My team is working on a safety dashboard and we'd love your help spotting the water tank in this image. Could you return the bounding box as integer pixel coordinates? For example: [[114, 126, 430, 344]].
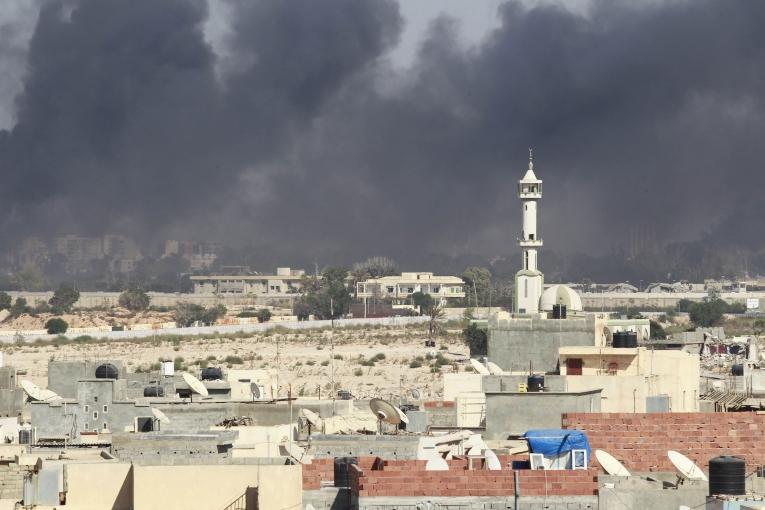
[[612, 332, 626, 348], [143, 386, 165, 397], [200, 367, 223, 381], [95, 363, 119, 379], [625, 332, 638, 347], [709, 456, 745, 496], [731, 364, 744, 376], [334, 457, 358, 488], [18, 429, 32, 445], [527, 375, 545, 392], [552, 304, 567, 319], [337, 390, 352, 400]]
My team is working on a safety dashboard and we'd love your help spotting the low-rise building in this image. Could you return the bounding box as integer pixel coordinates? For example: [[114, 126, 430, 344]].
[[355, 272, 465, 306], [190, 268, 306, 306]]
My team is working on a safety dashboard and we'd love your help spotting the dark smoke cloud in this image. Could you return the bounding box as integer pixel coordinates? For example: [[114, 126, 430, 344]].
[[1, 0, 765, 269]]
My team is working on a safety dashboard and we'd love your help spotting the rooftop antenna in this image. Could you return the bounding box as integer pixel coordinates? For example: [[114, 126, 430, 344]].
[[182, 372, 208, 402], [668, 450, 707, 483], [369, 398, 401, 435], [595, 449, 631, 476]]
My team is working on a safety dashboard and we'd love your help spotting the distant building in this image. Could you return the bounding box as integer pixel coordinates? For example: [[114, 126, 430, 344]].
[[51, 234, 142, 273], [355, 272, 465, 306], [163, 240, 222, 270], [190, 267, 306, 296]]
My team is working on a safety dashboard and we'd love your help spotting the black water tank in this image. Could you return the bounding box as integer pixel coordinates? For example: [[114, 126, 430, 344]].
[[709, 456, 745, 496], [612, 332, 626, 348], [95, 363, 119, 379], [337, 390, 352, 400], [334, 457, 358, 488], [144, 386, 165, 397], [527, 375, 545, 392], [625, 332, 638, 347], [552, 304, 567, 319], [731, 364, 744, 376], [200, 367, 223, 381]]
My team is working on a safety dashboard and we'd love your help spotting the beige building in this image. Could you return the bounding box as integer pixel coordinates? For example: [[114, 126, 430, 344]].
[[191, 268, 306, 296], [559, 346, 700, 412], [356, 272, 465, 305]]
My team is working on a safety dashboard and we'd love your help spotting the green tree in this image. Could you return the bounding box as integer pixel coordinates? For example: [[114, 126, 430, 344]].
[[49, 284, 80, 314], [9, 297, 32, 318], [256, 308, 272, 323], [754, 318, 765, 337], [45, 317, 68, 334], [299, 267, 351, 319], [463, 323, 487, 356], [689, 299, 727, 327], [676, 299, 694, 313], [0, 292, 11, 311], [649, 319, 667, 339], [426, 302, 445, 337], [461, 267, 492, 307], [411, 291, 434, 314], [201, 304, 227, 325], [118, 288, 151, 312], [352, 256, 398, 280]]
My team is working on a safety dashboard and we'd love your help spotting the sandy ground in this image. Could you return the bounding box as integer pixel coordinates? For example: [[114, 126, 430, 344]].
[[1, 308, 176, 330], [2, 324, 469, 400]]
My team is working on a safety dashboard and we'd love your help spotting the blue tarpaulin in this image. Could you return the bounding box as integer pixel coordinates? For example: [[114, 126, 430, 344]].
[[524, 429, 591, 457]]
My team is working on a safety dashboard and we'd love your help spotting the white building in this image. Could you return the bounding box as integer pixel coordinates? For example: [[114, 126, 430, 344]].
[[190, 267, 306, 296], [356, 272, 465, 306], [515, 151, 545, 314]]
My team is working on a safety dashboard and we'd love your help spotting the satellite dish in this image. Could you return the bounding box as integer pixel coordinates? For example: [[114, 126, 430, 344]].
[[595, 450, 631, 476], [301, 408, 321, 427], [410, 388, 421, 400], [484, 449, 502, 470], [469, 359, 490, 375], [370, 398, 401, 434], [283, 442, 310, 464], [182, 372, 209, 399], [151, 408, 170, 424], [20, 380, 44, 401], [486, 361, 504, 375], [668, 450, 707, 481], [425, 457, 449, 471], [251, 383, 261, 400], [394, 406, 410, 425]]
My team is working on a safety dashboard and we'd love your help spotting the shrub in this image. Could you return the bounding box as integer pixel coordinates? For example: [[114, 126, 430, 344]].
[[372, 352, 386, 362], [353, 368, 364, 376], [0, 291, 11, 311], [173, 357, 185, 370], [256, 308, 272, 323], [333, 354, 343, 360], [409, 359, 423, 369], [462, 323, 487, 356], [45, 318, 68, 335], [321, 360, 330, 366], [224, 355, 244, 365], [49, 284, 80, 314], [118, 288, 151, 312]]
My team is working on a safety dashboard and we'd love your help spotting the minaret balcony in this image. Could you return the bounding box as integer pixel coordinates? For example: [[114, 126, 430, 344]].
[[519, 239, 544, 247], [518, 191, 542, 199]]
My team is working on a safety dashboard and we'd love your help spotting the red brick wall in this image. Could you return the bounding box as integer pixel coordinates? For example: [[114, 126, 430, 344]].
[[302, 458, 335, 489], [563, 412, 765, 472], [349, 457, 598, 497]]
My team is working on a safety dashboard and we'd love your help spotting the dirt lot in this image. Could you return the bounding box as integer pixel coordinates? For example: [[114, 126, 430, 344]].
[[2, 323, 470, 400]]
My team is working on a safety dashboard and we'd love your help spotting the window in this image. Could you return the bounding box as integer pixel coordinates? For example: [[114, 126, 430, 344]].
[[94, 396, 98, 403], [607, 362, 618, 375], [103, 423, 108, 430], [103, 405, 108, 413], [386, 286, 394, 293], [84, 405, 89, 413], [524, 279, 528, 298], [93, 411, 98, 420], [566, 358, 583, 376]]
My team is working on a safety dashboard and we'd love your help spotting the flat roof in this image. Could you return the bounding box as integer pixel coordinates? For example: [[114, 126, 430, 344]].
[[559, 346, 639, 356], [190, 275, 304, 281]]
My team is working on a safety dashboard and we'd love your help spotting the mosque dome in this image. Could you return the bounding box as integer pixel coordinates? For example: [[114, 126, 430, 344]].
[[540, 285, 582, 312]]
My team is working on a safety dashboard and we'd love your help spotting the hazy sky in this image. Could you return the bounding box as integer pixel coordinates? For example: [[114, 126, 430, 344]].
[[1, 0, 763, 265]]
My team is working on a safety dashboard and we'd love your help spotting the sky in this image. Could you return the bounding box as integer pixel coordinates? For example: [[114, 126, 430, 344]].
[[1, 0, 764, 267]]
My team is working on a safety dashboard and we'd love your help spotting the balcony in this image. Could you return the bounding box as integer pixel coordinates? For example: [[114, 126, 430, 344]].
[[519, 239, 544, 247]]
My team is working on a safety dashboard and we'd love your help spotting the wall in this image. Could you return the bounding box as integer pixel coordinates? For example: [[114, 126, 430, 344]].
[[579, 291, 764, 309], [48, 361, 126, 399], [565, 375, 648, 413], [64, 463, 132, 510], [488, 315, 597, 373], [132, 464, 302, 510], [443, 373, 482, 401], [563, 412, 765, 472], [0, 460, 24, 500], [485, 390, 601, 439]]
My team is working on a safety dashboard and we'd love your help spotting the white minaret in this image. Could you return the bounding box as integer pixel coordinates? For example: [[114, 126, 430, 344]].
[[515, 149, 544, 314]]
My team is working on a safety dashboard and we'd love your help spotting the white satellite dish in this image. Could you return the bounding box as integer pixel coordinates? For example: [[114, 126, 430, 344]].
[[410, 388, 421, 400], [20, 380, 44, 401], [301, 408, 321, 427], [486, 361, 504, 375], [425, 457, 449, 471], [283, 442, 310, 464], [182, 372, 209, 399], [668, 451, 707, 481], [39, 389, 62, 402], [394, 406, 410, 425], [595, 449, 631, 476], [370, 398, 401, 434], [151, 408, 170, 425], [484, 449, 502, 470], [469, 359, 490, 375]]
